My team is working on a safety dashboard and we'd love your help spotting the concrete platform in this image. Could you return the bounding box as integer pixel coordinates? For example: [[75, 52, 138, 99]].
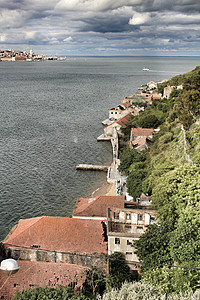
[[97, 134, 112, 141], [76, 164, 110, 171]]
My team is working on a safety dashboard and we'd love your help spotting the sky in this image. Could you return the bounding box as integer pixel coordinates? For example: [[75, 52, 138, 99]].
[[0, 0, 200, 56]]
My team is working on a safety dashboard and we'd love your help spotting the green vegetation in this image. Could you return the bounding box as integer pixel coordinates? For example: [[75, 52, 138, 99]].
[[119, 66, 200, 293], [13, 286, 90, 300], [106, 252, 138, 291], [97, 282, 200, 300]]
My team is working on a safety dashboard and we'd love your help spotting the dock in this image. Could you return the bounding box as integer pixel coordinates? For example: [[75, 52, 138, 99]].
[[97, 134, 112, 141], [76, 164, 109, 172]]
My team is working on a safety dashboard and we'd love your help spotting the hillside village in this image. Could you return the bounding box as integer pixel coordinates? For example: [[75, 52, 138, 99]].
[[0, 68, 200, 299]]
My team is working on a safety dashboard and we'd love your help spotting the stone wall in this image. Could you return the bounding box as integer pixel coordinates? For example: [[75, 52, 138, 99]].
[[1, 244, 107, 271]]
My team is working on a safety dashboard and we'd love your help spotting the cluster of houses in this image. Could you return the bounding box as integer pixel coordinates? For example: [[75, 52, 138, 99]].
[[0, 79, 177, 299], [0, 49, 66, 62], [0, 195, 156, 298]]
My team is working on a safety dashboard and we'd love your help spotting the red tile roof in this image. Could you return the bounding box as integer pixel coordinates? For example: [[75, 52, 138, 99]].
[[0, 260, 88, 300], [132, 136, 147, 147], [107, 113, 131, 128], [131, 127, 154, 137], [3, 217, 107, 254], [122, 102, 132, 108], [73, 196, 125, 218]]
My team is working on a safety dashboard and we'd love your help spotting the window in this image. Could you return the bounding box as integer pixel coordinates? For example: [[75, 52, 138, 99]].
[[111, 112, 113, 114], [114, 212, 119, 220], [138, 214, 143, 221], [115, 112, 118, 114], [137, 226, 143, 230], [127, 239, 132, 245], [115, 238, 120, 244], [126, 251, 132, 255], [126, 213, 131, 220], [14, 283, 20, 288], [125, 225, 131, 229], [31, 245, 40, 249]]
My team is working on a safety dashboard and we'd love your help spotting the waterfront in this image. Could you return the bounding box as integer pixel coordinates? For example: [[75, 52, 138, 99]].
[[0, 56, 199, 239]]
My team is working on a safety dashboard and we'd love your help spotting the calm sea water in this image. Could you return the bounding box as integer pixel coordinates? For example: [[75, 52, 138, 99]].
[[0, 56, 199, 239]]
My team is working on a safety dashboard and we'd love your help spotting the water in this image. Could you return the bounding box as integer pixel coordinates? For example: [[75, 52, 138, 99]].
[[0, 56, 199, 239]]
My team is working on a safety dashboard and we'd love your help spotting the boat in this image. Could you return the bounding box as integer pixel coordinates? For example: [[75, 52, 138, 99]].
[[142, 68, 150, 71]]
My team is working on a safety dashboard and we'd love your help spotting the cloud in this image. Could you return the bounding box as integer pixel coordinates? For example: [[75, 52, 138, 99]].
[[63, 36, 72, 42], [129, 12, 150, 25], [0, 9, 29, 28], [0, 0, 199, 55]]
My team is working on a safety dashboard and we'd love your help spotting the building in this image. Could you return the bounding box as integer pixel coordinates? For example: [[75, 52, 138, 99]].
[[130, 127, 155, 151], [73, 196, 125, 220], [163, 85, 175, 99], [0, 260, 88, 300], [1, 216, 108, 270], [109, 104, 131, 120], [104, 113, 132, 137], [107, 207, 156, 270]]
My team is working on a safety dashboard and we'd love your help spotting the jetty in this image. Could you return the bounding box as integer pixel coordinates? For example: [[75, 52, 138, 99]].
[[76, 164, 109, 172]]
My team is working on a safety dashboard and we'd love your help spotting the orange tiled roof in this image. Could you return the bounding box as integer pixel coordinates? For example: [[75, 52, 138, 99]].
[[132, 136, 147, 147], [107, 113, 131, 128], [3, 217, 107, 254], [73, 196, 125, 217], [131, 127, 154, 136], [0, 260, 88, 300]]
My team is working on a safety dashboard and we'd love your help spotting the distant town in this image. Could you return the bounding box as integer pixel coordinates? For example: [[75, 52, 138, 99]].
[[0, 49, 66, 61]]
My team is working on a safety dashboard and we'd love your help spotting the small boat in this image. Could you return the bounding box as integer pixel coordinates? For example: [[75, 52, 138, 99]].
[[142, 68, 150, 71]]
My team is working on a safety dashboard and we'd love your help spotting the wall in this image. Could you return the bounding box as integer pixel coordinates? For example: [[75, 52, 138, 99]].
[[1, 244, 107, 271], [108, 235, 140, 270]]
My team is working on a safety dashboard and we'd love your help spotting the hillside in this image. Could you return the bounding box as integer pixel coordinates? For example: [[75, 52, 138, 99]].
[[119, 66, 200, 293]]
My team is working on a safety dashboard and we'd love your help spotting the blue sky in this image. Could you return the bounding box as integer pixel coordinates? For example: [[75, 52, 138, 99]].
[[0, 0, 200, 56]]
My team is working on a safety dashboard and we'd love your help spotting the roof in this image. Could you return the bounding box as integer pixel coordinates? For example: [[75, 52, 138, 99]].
[[121, 102, 132, 108], [132, 136, 147, 148], [0, 260, 88, 300], [73, 196, 125, 218], [107, 113, 131, 128], [131, 127, 154, 137], [3, 217, 107, 254], [109, 104, 125, 111]]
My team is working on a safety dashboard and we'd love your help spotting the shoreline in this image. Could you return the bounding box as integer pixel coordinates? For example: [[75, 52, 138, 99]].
[[91, 181, 116, 197]]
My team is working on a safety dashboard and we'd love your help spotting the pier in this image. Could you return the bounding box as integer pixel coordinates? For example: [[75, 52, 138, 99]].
[[76, 164, 109, 171]]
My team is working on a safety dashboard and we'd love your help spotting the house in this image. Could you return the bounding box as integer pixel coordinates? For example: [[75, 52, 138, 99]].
[[73, 195, 125, 220], [163, 85, 175, 99], [107, 207, 156, 270], [147, 81, 158, 90], [109, 104, 131, 120], [130, 128, 155, 151], [0, 260, 88, 300], [1, 216, 108, 270], [122, 94, 149, 105], [131, 136, 152, 151], [104, 113, 131, 137]]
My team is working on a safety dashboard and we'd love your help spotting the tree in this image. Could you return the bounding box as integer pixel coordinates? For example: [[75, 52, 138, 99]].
[[126, 169, 147, 200], [118, 148, 145, 175], [142, 266, 200, 294], [106, 253, 137, 291], [151, 165, 200, 224], [84, 267, 106, 296], [134, 223, 173, 271], [135, 114, 160, 128], [13, 285, 90, 300], [169, 205, 200, 264]]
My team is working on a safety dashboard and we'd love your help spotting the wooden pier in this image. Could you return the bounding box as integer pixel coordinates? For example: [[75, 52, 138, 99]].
[[76, 164, 109, 172]]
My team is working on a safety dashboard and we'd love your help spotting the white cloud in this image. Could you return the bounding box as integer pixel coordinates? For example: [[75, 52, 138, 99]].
[[0, 9, 28, 28], [63, 36, 72, 42], [129, 12, 150, 25], [55, 0, 143, 12]]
